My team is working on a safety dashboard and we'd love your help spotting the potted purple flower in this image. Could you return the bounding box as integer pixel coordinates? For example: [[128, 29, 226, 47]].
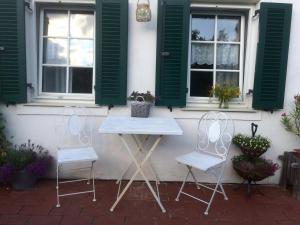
[[5, 140, 53, 190]]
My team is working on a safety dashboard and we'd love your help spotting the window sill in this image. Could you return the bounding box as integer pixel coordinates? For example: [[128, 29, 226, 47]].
[[18, 99, 108, 116], [181, 106, 257, 113]]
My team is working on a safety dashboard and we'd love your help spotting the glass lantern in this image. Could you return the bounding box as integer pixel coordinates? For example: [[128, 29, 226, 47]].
[[136, 0, 151, 22]]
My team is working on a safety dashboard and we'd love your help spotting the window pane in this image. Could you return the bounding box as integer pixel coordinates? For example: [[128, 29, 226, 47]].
[[217, 16, 240, 42], [216, 72, 239, 86], [191, 15, 215, 41], [191, 43, 214, 69], [70, 39, 94, 66], [69, 68, 93, 94], [43, 38, 68, 64], [190, 71, 213, 97], [43, 10, 68, 37], [70, 11, 94, 38], [42, 67, 66, 93], [216, 44, 239, 70]]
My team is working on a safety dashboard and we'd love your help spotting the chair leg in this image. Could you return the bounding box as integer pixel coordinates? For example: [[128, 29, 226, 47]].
[[175, 170, 190, 201], [56, 164, 61, 208], [87, 161, 93, 185], [219, 183, 228, 200], [91, 161, 96, 202], [188, 167, 200, 190], [204, 171, 224, 215]]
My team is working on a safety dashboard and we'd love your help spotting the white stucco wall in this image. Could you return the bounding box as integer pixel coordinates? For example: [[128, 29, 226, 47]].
[[1, 0, 300, 184]]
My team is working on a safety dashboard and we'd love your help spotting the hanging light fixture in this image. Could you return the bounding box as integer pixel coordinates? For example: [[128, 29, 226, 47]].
[[136, 0, 151, 22]]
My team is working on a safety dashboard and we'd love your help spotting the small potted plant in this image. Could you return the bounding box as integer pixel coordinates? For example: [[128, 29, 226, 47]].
[[209, 83, 240, 108], [6, 140, 53, 190], [232, 134, 271, 158], [128, 91, 156, 118]]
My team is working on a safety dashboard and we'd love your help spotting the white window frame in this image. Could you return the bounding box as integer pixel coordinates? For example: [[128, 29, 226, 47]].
[[38, 7, 96, 100], [186, 3, 258, 108]]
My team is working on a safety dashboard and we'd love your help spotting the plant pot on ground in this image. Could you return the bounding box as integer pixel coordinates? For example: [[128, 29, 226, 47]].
[[2, 140, 53, 190]]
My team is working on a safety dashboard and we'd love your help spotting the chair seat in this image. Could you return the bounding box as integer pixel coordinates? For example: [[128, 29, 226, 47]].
[[176, 151, 225, 171], [57, 147, 98, 164]]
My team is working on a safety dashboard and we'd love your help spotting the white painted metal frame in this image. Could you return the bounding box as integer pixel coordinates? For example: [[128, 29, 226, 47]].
[[38, 7, 96, 99], [175, 111, 234, 215], [99, 116, 183, 213], [56, 106, 97, 207], [111, 134, 165, 212]]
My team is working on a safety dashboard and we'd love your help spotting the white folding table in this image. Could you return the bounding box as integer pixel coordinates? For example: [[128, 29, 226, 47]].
[[98, 116, 183, 212]]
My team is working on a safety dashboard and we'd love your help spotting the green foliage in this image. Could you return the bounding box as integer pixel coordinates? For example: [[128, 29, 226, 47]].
[[128, 91, 156, 103], [281, 94, 300, 138], [0, 113, 12, 166], [209, 83, 240, 108], [233, 134, 271, 153]]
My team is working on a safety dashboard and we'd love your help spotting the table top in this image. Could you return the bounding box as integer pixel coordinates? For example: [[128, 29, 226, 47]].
[[99, 116, 183, 135]]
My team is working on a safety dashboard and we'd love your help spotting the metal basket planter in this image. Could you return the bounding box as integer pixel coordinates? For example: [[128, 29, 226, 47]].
[[240, 147, 267, 158], [131, 101, 151, 118]]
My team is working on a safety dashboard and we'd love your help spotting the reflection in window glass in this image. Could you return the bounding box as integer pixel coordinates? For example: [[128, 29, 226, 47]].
[[43, 10, 68, 37], [41, 9, 95, 95], [43, 38, 68, 64], [70, 39, 94, 66], [69, 68, 93, 94], [216, 44, 239, 70], [190, 71, 213, 97], [42, 67, 66, 93], [191, 43, 214, 69], [191, 15, 215, 41], [217, 16, 240, 42], [216, 72, 239, 86], [70, 11, 94, 38]]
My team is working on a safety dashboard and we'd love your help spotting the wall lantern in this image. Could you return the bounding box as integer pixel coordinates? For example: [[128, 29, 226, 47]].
[[136, 0, 151, 22]]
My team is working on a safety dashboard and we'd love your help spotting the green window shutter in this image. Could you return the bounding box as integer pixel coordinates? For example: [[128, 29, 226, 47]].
[[155, 0, 190, 107], [0, 0, 27, 104], [95, 0, 128, 106], [252, 3, 292, 110]]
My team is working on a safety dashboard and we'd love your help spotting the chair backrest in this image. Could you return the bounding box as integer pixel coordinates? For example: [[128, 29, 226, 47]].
[[196, 111, 234, 160], [57, 106, 92, 149]]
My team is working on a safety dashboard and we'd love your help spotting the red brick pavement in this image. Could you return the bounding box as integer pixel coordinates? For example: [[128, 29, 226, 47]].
[[0, 180, 299, 225]]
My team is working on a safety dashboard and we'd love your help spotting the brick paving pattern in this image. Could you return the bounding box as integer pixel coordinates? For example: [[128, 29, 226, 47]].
[[0, 180, 299, 225]]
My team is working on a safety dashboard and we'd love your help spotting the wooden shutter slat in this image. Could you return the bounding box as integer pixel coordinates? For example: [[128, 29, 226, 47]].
[[0, 0, 27, 104], [252, 3, 292, 110], [95, 0, 128, 106], [155, 0, 190, 107]]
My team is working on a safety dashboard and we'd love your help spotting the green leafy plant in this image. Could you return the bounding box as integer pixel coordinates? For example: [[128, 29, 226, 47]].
[[281, 94, 300, 138], [233, 134, 271, 158], [128, 91, 156, 103], [0, 113, 12, 166], [209, 84, 240, 108]]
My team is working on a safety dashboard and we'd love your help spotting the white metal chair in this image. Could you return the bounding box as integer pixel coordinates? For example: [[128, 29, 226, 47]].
[[175, 111, 234, 215], [56, 106, 98, 207]]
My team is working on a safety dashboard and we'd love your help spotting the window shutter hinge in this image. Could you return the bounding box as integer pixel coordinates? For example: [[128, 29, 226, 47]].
[[108, 104, 114, 110], [167, 106, 172, 112], [186, 87, 189, 93], [253, 9, 260, 18]]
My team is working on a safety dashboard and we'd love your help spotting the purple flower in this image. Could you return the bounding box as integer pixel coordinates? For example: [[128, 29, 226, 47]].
[[26, 156, 52, 178], [0, 163, 15, 184]]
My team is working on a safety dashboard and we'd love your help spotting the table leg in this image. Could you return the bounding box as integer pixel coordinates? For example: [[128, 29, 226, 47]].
[[132, 134, 161, 184], [110, 134, 166, 213]]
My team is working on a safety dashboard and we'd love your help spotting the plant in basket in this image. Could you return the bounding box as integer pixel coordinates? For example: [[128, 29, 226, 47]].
[[232, 134, 271, 158], [231, 123, 278, 196], [128, 91, 156, 118]]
